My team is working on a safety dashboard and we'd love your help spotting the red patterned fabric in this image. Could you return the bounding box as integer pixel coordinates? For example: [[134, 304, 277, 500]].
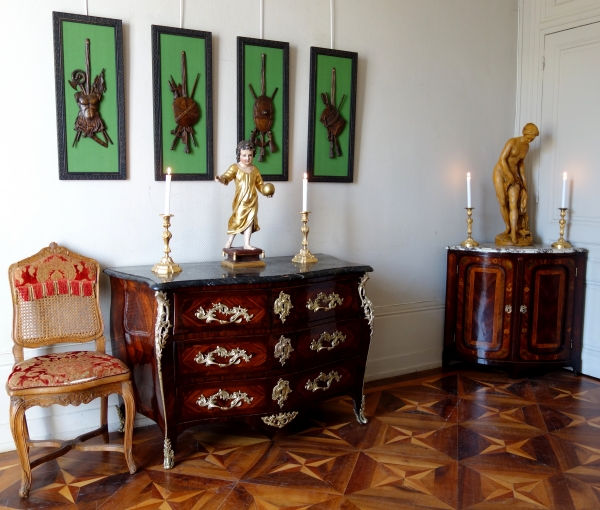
[[13, 254, 96, 302], [7, 351, 129, 391]]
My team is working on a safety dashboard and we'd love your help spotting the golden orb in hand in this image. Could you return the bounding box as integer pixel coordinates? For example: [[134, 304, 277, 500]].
[[262, 183, 275, 197]]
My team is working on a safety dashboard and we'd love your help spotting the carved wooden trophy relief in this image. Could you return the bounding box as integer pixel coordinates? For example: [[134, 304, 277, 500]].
[[169, 51, 201, 154], [249, 53, 278, 162], [320, 67, 346, 158], [69, 39, 112, 148]]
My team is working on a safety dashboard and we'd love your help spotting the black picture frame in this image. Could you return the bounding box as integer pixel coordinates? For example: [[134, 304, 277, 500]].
[[152, 25, 213, 181], [53, 11, 126, 180], [237, 37, 289, 181], [307, 47, 358, 183]]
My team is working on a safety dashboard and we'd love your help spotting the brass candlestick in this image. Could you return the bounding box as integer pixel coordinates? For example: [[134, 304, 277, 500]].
[[152, 214, 182, 275], [292, 211, 318, 264], [552, 208, 572, 249], [461, 208, 479, 248]]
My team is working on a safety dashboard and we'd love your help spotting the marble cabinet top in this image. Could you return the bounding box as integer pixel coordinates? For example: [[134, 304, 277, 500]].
[[446, 243, 587, 254]]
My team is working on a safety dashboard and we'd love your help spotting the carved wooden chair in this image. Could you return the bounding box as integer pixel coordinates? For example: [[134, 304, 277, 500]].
[[5, 243, 136, 498]]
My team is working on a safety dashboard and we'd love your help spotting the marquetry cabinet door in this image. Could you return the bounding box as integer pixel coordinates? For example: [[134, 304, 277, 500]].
[[517, 256, 576, 362], [454, 255, 515, 360]]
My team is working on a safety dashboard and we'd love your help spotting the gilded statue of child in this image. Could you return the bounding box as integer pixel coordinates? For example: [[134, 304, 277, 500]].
[[215, 140, 275, 250], [492, 123, 539, 246]]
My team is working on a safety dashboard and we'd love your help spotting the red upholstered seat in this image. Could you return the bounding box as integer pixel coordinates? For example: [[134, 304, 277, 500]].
[[7, 351, 130, 391]]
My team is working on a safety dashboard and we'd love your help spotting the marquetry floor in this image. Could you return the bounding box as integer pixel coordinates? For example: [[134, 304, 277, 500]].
[[2, 365, 600, 509]]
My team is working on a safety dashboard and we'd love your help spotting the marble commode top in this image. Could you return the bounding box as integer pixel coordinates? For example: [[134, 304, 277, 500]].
[[104, 254, 373, 291], [447, 243, 587, 254]]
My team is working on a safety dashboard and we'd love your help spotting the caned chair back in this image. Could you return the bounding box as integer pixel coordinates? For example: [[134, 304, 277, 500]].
[[9, 243, 104, 357]]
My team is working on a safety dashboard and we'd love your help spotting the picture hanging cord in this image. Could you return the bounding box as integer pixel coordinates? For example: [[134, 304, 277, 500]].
[[180, 0, 183, 29], [260, 0, 264, 39], [330, 0, 334, 49]]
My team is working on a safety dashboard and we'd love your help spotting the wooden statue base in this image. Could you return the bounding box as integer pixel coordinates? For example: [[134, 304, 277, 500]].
[[221, 247, 266, 268], [494, 231, 533, 246]]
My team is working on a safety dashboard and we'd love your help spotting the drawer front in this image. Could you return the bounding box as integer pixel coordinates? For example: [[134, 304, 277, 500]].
[[296, 319, 361, 367], [173, 289, 269, 334], [178, 380, 268, 422], [175, 337, 270, 380], [271, 277, 360, 328], [294, 360, 355, 402], [262, 359, 357, 412]]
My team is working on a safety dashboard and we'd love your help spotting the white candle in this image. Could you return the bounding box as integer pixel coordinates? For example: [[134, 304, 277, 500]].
[[561, 172, 567, 208], [303, 173, 308, 212], [164, 167, 172, 215], [467, 172, 472, 208]]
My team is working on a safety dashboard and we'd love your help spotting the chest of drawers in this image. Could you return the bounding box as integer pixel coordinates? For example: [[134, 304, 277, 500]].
[[105, 254, 373, 468]]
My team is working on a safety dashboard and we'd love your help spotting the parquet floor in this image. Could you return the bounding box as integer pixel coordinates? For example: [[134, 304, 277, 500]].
[[2, 365, 600, 509]]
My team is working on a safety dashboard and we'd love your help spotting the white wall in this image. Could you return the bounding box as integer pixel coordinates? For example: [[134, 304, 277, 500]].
[[0, 0, 518, 451], [517, 0, 600, 377]]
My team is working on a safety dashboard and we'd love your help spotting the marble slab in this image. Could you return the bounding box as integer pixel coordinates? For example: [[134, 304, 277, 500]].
[[446, 243, 588, 254], [104, 254, 373, 291]]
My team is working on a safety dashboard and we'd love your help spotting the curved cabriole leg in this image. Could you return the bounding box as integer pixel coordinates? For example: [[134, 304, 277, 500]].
[[9, 397, 32, 498], [353, 395, 367, 424], [122, 381, 137, 474]]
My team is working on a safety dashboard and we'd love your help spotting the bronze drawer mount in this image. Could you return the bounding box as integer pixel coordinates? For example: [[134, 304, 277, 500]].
[[310, 331, 346, 352], [194, 346, 252, 368], [305, 370, 342, 392], [195, 303, 254, 324], [307, 292, 343, 312], [196, 389, 253, 410]]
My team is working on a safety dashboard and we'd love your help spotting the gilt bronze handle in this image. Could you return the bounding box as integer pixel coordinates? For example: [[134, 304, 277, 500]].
[[196, 389, 253, 410], [309, 331, 346, 352], [194, 346, 252, 368], [307, 292, 343, 312], [305, 371, 342, 392]]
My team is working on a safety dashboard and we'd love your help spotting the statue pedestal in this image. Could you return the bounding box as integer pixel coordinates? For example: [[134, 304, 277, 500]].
[[494, 231, 533, 246], [221, 247, 266, 268]]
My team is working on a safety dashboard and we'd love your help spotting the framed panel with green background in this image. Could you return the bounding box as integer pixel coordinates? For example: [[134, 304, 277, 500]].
[[237, 37, 289, 181], [152, 25, 213, 181], [307, 47, 357, 183], [53, 12, 125, 180]]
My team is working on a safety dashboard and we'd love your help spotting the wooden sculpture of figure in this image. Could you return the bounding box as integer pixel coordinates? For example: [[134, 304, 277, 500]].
[[492, 122, 539, 246], [215, 140, 275, 250]]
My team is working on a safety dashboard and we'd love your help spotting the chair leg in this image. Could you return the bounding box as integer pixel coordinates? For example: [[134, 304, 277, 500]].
[[122, 381, 137, 474], [100, 396, 109, 443], [9, 397, 32, 498]]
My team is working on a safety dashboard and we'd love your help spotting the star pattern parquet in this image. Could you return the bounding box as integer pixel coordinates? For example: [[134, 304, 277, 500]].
[[2, 365, 600, 508]]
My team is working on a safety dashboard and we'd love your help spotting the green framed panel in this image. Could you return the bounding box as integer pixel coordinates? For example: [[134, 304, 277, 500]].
[[152, 25, 213, 181], [237, 37, 289, 181], [307, 47, 358, 183], [53, 12, 125, 180]]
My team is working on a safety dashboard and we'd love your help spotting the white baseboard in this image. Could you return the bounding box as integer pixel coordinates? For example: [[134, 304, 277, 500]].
[[365, 301, 445, 382], [365, 354, 442, 382], [582, 347, 600, 379]]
